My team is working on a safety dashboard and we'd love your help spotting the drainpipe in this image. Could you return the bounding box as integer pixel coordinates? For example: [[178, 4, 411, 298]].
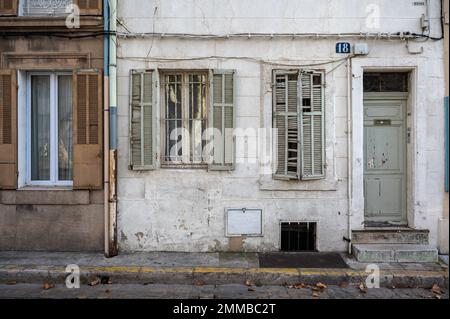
[[346, 57, 353, 255], [104, 0, 118, 257]]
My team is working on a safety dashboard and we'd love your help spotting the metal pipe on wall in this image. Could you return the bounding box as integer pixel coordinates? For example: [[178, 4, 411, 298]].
[[103, 0, 110, 257], [109, 0, 118, 257], [346, 57, 354, 255], [104, 0, 118, 257]]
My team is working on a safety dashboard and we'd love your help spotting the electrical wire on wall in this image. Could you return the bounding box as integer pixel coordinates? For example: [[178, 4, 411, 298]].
[[116, 54, 355, 70], [2, 1, 444, 42]]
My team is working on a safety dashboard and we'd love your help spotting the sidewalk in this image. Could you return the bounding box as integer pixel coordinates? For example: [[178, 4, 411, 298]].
[[0, 251, 448, 288]]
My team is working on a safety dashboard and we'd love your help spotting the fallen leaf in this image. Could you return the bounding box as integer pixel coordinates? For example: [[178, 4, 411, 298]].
[[287, 283, 306, 289], [311, 286, 321, 292], [339, 282, 349, 288], [89, 277, 101, 287], [245, 279, 253, 287], [195, 280, 206, 286], [43, 283, 54, 290], [101, 276, 112, 285], [358, 283, 368, 293], [77, 293, 88, 299], [431, 284, 443, 295], [316, 282, 327, 289], [312, 291, 320, 298]]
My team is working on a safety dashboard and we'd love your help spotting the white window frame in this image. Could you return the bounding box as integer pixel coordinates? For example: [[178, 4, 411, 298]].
[[26, 71, 73, 187]]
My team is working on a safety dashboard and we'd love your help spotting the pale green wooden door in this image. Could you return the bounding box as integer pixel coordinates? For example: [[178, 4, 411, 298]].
[[363, 98, 407, 225]]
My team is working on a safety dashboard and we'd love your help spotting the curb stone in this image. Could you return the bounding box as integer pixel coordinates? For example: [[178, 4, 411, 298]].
[[0, 265, 447, 289]]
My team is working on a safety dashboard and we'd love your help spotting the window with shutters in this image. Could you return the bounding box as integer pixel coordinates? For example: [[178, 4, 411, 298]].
[[26, 72, 73, 186], [161, 71, 208, 167], [17, 0, 101, 16], [19, 0, 72, 16], [273, 70, 325, 181], [129, 69, 235, 171]]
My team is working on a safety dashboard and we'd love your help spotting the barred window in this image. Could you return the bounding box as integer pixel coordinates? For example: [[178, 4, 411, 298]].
[[161, 72, 208, 166]]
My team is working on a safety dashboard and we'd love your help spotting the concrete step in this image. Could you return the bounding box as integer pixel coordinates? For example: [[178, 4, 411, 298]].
[[352, 244, 438, 263], [352, 229, 429, 245]]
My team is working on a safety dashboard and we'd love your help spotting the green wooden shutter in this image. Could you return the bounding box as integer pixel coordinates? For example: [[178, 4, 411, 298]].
[[273, 71, 301, 180], [209, 70, 235, 171], [129, 70, 155, 170], [300, 71, 325, 180]]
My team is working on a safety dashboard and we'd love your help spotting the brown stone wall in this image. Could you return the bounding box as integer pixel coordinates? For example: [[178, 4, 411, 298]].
[[0, 18, 104, 252]]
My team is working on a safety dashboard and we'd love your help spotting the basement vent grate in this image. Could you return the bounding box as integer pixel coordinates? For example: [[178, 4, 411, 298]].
[[280, 222, 317, 252]]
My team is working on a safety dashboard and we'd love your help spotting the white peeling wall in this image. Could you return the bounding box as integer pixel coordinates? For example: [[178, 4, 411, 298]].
[[116, 0, 446, 251], [118, 0, 442, 35]]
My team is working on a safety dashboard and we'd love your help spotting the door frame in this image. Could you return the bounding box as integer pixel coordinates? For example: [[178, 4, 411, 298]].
[[363, 92, 409, 226], [350, 63, 419, 231]]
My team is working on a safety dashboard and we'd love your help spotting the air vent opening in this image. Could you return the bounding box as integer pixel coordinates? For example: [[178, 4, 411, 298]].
[[280, 222, 317, 252]]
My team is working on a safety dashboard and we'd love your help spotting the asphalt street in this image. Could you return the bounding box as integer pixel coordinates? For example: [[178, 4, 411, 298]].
[[0, 283, 447, 299]]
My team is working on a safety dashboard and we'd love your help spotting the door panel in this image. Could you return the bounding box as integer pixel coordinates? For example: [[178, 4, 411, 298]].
[[365, 126, 402, 172], [364, 99, 406, 224]]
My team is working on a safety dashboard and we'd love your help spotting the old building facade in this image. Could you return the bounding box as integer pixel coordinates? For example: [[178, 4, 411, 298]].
[[0, 0, 447, 259], [0, 0, 106, 251], [115, 0, 448, 258]]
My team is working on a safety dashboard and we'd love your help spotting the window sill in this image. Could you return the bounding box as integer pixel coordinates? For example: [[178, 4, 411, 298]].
[[160, 164, 208, 170], [259, 177, 339, 191], [17, 185, 73, 191]]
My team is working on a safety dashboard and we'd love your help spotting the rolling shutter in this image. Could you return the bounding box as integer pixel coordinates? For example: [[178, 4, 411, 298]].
[[0, 0, 18, 16], [300, 71, 325, 180], [74, 0, 102, 15], [0, 70, 17, 189], [129, 70, 155, 170], [72, 69, 103, 189], [209, 70, 235, 171], [273, 71, 300, 180]]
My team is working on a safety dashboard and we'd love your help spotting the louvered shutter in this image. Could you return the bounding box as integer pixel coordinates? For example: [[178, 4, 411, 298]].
[[73, 69, 103, 189], [74, 0, 102, 15], [209, 70, 235, 171], [129, 70, 155, 170], [0, 0, 18, 15], [273, 71, 301, 180], [0, 70, 17, 189], [300, 71, 325, 180]]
